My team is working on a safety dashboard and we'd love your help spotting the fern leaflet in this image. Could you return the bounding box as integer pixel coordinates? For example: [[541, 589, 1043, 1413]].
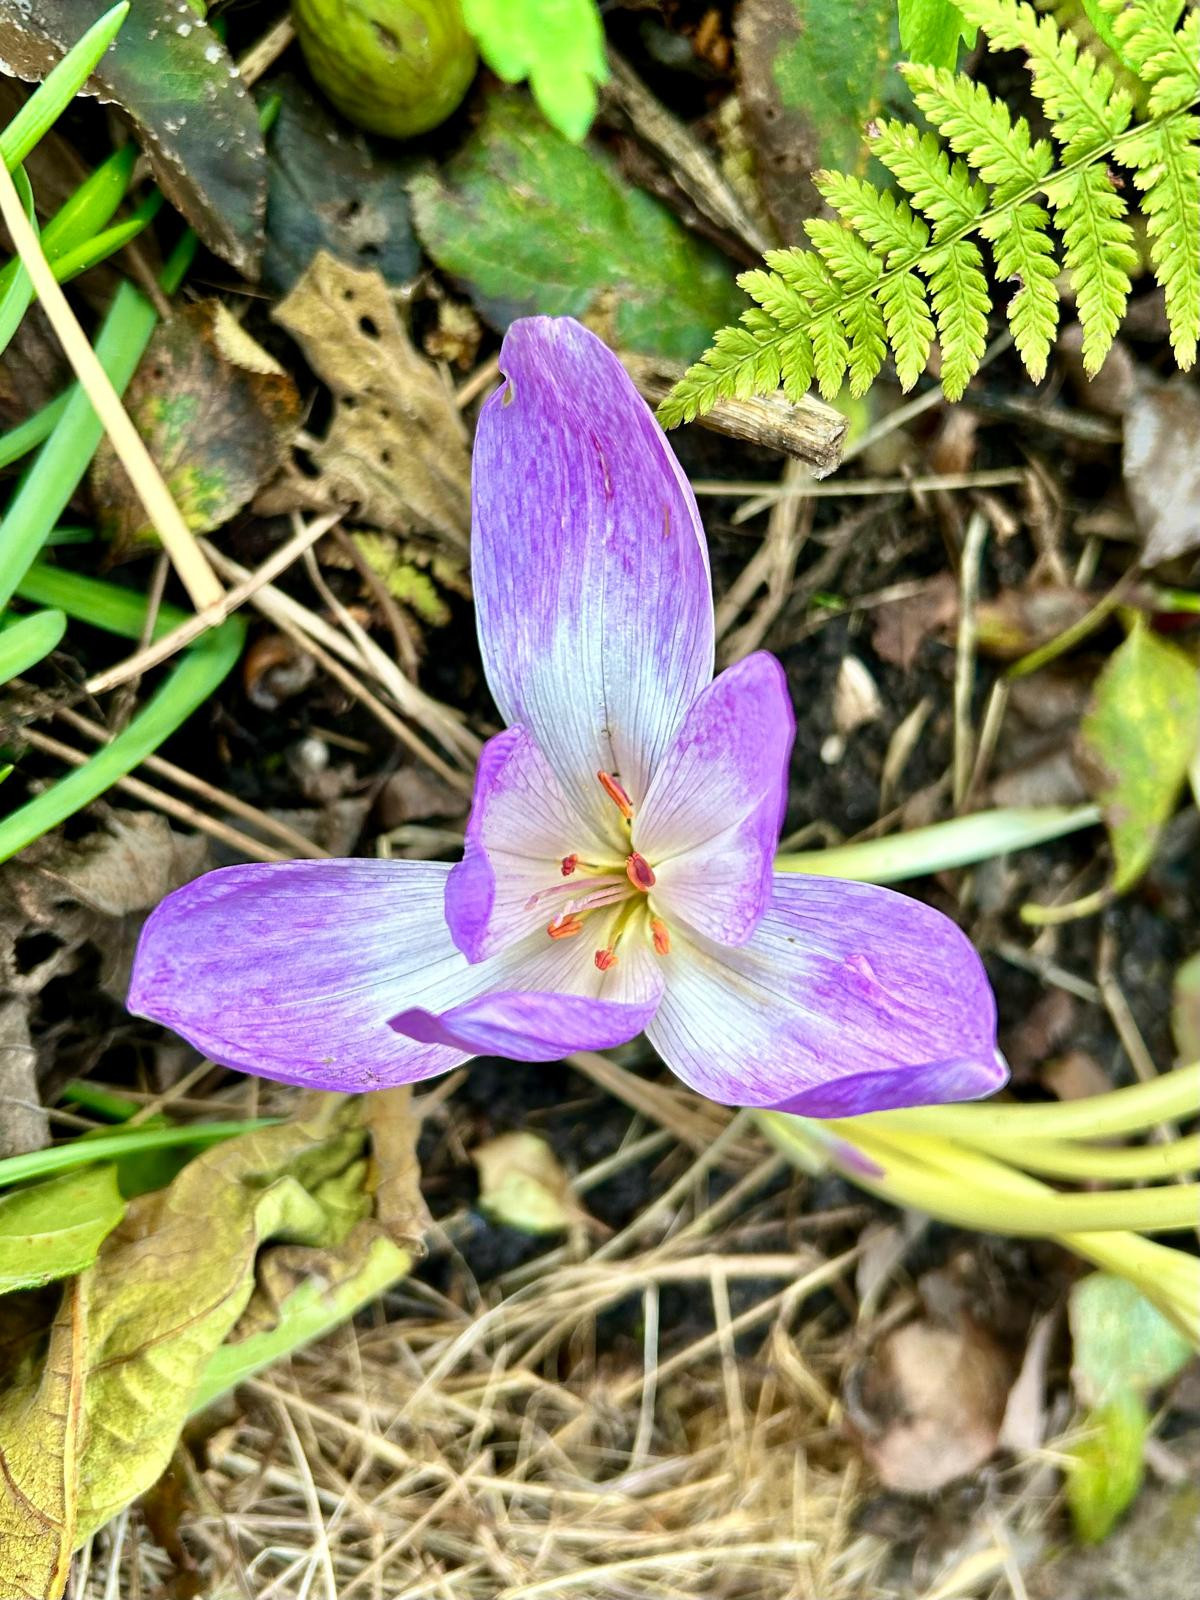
[[660, 0, 1200, 428]]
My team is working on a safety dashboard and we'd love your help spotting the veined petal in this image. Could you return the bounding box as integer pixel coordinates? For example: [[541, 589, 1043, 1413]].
[[445, 724, 616, 963], [130, 861, 664, 1090], [635, 652, 793, 945], [392, 900, 664, 1060], [472, 317, 715, 827], [128, 861, 473, 1090], [646, 873, 1005, 1115]]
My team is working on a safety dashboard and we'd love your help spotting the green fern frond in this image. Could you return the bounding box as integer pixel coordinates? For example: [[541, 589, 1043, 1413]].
[[1124, 113, 1200, 365], [659, 0, 1199, 430], [980, 201, 1060, 380], [877, 269, 936, 389], [1046, 162, 1138, 370], [840, 295, 889, 396], [902, 67, 1054, 200], [1102, 0, 1198, 114], [926, 240, 991, 398], [813, 173, 929, 261], [871, 123, 989, 235], [968, 0, 1134, 156]]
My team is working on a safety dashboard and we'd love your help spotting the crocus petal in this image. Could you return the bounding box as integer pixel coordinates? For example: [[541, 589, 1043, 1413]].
[[392, 991, 657, 1061], [646, 873, 1006, 1115], [131, 860, 665, 1088], [635, 652, 794, 945], [472, 317, 714, 826], [445, 724, 615, 962], [128, 861, 474, 1090], [392, 901, 664, 1060]]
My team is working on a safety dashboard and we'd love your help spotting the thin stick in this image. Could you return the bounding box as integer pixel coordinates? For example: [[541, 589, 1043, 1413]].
[[19, 727, 290, 862], [243, 598, 472, 793], [84, 511, 343, 695], [953, 510, 988, 810], [237, 11, 295, 85], [0, 154, 223, 611], [203, 542, 480, 767], [49, 700, 329, 859]]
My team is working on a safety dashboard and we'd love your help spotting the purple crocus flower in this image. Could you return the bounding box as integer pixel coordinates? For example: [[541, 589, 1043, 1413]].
[[129, 317, 1006, 1117]]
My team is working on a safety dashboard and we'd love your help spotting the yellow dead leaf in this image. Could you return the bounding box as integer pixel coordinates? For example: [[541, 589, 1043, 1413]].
[[0, 1277, 88, 1600]]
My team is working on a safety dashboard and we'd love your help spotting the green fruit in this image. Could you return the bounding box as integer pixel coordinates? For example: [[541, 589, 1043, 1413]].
[[292, 0, 478, 139]]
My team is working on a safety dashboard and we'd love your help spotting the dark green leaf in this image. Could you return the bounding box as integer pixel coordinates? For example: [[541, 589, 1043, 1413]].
[[260, 75, 421, 295], [409, 93, 745, 361], [736, 0, 907, 238], [0, 0, 266, 274]]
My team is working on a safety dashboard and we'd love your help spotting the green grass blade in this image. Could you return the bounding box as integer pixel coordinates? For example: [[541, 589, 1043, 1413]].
[[46, 199, 161, 285], [0, 145, 144, 322], [0, 279, 156, 609], [15, 562, 190, 640], [0, 1117, 275, 1189], [0, 3, 131, 170], [40, 142, 138, 256], [0, 607, 67, 676], [0, 188, 192, 477], [0, 393, 69, 469], [775, 804, 1101, 884], [0, 614, 245, 862], [0, 165, 39, 356]]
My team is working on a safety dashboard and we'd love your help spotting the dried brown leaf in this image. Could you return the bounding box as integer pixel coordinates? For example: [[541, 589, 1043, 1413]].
[[91, 302, 301, 556], [273, 253, 470, 549], [845, 1315, 1013, 1492], [1124, 380, 1200, 566], [870, 573, 958, 671], [6, 810, 207, 921]]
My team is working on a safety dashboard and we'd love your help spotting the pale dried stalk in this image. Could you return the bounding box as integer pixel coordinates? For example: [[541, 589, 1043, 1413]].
[[624, 351, 846, 478], [20, 727, 290, 862], [0, 155, 223, 611], [202, 541, 480, 771], [49, 700, 329, 859], [84, 511, 344, 695]]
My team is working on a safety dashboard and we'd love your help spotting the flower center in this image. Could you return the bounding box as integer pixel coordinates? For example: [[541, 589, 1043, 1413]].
[[525, 771, 672, 971]]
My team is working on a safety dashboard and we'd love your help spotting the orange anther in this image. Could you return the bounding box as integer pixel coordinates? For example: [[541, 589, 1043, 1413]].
[[650, 917, 671, 956], [547, 913, 584, 940], [560, 854, 578, 877], [597, 770, 633, 820], [594, 947, 618, 971], [625, 852, 656, 892]]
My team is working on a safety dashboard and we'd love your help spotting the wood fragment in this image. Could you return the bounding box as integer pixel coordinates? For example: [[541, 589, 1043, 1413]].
[[624, 352, 847, 478], [601, 50, 773, 262]]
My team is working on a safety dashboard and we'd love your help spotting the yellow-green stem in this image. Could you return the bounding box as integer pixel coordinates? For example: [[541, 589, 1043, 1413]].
[[875, 1062, 1200, 1142], [948, 1131, 1200, 1182], [760, 1112, 1200, 1344]]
